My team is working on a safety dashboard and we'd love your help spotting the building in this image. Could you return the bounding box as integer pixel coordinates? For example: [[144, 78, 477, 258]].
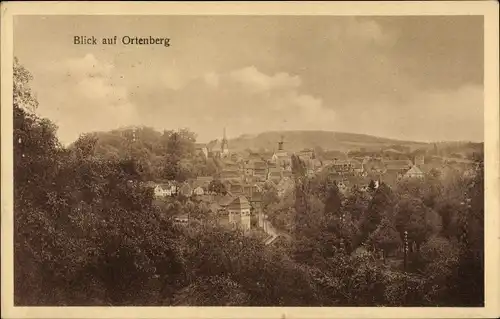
[[221, 127, 230, 157], [329, 159, 356, 174], [173, 214, 189, 225], [227, 196, 252, 231], [153, 182, 177, 197], [193, 186, 205, 196], [404, 165, 425, 179], [154, 184, 171, 197], [383, 159, 413, 173], [194, 143, 209, 158], [220, 169, 242, 182], [243, 159, 268, 181], [297, 148, 315, 161], [206, 128, 230, 158], [270, 136, 292, 171], [228, 182, 244, 196], [414, 155, 425, 166]]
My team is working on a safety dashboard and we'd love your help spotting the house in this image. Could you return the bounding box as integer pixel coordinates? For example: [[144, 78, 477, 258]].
[[220, 169, 242, 182], [154, 183, 176, 197], [242, 183, 261, 199], [383, 159, 413, 173], [196, 176, 214, 185], [194, 143, 209, 158], [227, 196, 252, 231], [337, 180, 348, 194], [414, 155, 425, 166], [271, 152, 292, 171], [404, 165, 425, 179], [218, 193, 236, 208], [154, 184, 170, 197], [228, 182, 244, 196], [253, 161, 268, 180], [350, 159, 364, 174], [193, 186, 205, 196], [330, 159, 356, 174], [297, 148, 315, 161], [243, 160, 268, 180], [192, 176, 213, 194], [249, 191, 262, 210], [173, 214, 189, 225], [221, 160, 240, 171]]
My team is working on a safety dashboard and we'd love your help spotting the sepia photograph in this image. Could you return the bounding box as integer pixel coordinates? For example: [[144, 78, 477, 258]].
[[1, 1, 499, 318]]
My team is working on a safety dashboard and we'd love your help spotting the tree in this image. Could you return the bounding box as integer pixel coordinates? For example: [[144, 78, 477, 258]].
[[343, 185, 370, 222], [360, 182, 393, 242], [208, 179, 227, 195], [163, 132, 184, 181], [451, 157, 484, 306], [324, 182, 342, 221], [261, 182, 279, 212], [368, 218, 401, 261], [395, 195, 440, 255]]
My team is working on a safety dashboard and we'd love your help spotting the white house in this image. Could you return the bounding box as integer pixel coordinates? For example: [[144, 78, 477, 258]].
[[404, 165, 425, 179], [227, 196, 252, 231], [193, 186, 205, 196], [154, 184, 172, 197]]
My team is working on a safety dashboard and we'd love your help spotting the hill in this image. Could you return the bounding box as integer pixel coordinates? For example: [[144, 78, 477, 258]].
[[220, 130, 431, 153]]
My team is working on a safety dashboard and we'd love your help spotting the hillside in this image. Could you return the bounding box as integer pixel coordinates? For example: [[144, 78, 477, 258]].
[[220, 130, 431, 153], [72, 127, 483, 160]]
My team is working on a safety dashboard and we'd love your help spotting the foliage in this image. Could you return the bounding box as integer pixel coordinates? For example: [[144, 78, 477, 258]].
[[368, 218, 401, 258], [208, 179, 227, 195]]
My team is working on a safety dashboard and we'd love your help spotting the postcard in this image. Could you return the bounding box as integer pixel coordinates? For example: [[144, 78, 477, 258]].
[[1, 1, 499, 318]]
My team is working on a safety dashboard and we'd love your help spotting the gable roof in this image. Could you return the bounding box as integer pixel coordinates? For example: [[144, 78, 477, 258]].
[[384, 159, 413, 171], [220, 170, 241, 178], [405, 165, 424, 176], [218, 194, 235, 207], [227, 196, 251, 210]]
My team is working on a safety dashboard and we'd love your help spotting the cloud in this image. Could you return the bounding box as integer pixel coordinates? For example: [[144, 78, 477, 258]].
[[35, 54, 139, 145], [128, 66, 336, 141], [228, 66, 301, 92], [334, 84, 483, 142]]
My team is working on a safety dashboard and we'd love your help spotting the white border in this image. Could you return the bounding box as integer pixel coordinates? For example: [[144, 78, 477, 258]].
[[1, 2, 499, 318]]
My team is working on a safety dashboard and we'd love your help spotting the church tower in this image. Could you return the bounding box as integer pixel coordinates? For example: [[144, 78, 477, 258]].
[[221, 127, 229, 155], [278, 135, 284, 151]]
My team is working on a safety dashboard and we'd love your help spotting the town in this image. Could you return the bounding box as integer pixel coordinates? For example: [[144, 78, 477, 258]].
[[149, 128, 479, 245]]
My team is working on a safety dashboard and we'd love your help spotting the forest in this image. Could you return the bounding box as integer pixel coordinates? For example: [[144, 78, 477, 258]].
[[14, 58, 484, 306]]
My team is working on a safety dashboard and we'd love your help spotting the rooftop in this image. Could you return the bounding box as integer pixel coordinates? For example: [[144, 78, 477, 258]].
[[227, 196, 251, 210]]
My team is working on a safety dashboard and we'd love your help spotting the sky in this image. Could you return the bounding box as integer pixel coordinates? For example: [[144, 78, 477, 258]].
[[14, 15, 484, 145]]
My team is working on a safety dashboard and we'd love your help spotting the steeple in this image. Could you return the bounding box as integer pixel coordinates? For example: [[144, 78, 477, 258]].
[[221, 127, 229, 154]]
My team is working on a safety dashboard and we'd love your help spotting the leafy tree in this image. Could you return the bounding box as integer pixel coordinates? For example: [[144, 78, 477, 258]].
[[208, 179, 227, 195], [324, 182, 342, 221], [360, 182, 393, 242], [368, 218, 401, 261], [395, 195, 439, 252], [261, 182, 279, 212], [343, 185, 370, 222]]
